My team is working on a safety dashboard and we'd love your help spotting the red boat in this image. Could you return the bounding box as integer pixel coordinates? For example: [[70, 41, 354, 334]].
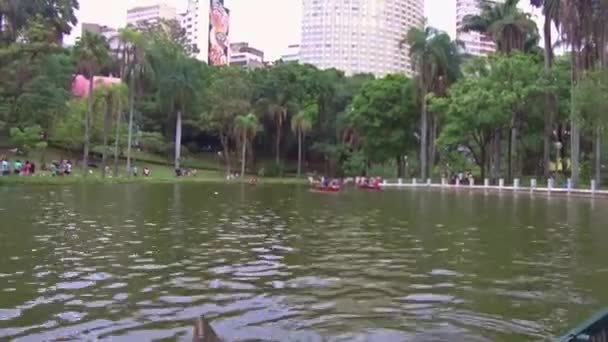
[[310, 185, 341, 193], [358, 184, 383, 191]]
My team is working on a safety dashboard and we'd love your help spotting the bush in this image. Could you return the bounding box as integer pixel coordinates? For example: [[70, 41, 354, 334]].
[[138, 131, 167, 155], [342, 151, 366, 176], [263, 162, 284, 177]]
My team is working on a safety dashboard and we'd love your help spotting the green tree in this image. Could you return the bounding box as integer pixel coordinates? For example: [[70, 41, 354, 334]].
[[433, 65, 511, 180], [118, 27, 147, 175], [93, 83, 128, 177], [147, 37, 204, 170], [347, 74, 418, 177], [51, 98, 85, 153], [555, 0, 608, 186], [202, 66, 251, 175], [291, 103, 317, 177], [487, 53, 544, 181], [234, 113, 261, 180], [73, 31, 111, 176], [461, 0, 539, 54], [0, 0, 78, 44], [574, 69, 608, 186], [9, 124, 45, 154], [530, 0, 561, 177], [403, 26, 461, 179], [256, 63, 303, 164]]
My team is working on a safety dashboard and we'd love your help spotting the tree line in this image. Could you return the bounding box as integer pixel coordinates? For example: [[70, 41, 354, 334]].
[[1, 0, 608, 186]]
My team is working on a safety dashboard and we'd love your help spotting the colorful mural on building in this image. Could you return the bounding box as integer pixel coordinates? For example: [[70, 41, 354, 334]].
[[208, 0, 230, 65]]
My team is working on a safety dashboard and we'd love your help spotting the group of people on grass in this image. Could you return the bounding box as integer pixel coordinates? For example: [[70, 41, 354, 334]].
[[49, 160, 73, 176], [1, 158, 37, 176], [447, 171, 474, 185], [175, 168, 196, 177]]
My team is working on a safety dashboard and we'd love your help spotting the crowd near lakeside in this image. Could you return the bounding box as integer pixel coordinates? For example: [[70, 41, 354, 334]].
[[1, 0, 608, 191]]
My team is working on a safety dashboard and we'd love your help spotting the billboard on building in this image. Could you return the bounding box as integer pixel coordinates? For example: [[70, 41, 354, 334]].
[[209, 0, 229, 65]]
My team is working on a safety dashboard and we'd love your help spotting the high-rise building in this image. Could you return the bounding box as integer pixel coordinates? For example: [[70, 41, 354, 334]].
[[180, 0, 211, 63], [456, 0, 502, 56], [280, 44, 300, 63], [126, 2, 178, 26], [229, 42, 264, 69], [300, 0, 424, 77], [179, 0, 230, 64]]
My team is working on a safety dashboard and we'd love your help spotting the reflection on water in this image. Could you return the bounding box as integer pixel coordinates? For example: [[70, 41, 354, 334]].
[[0, 184, 607, 341]]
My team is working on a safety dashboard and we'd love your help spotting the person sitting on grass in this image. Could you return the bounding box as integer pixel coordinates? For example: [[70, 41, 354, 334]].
[[143, 167, 151, 177], [14, 160, 22, 175], [64, 160, 72, 175], [1, 158, 9, 176]]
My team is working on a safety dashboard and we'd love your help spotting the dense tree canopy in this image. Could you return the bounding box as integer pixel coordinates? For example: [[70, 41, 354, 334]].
[[2, 1, 608, 186]]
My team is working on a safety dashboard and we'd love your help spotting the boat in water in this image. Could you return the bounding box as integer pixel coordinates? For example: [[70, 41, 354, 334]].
[[310, 185, 341, 193], [358, 184, 383, 191], [356, 177, 384, 191], [560, 309, 608, 341], [309, 176, 342, 193]]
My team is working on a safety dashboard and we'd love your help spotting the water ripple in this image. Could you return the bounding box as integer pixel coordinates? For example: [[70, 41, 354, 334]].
[[0, 184, 607, 341]]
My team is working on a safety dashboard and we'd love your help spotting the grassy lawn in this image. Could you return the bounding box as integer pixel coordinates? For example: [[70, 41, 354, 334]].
[[0, 147, 308, 186]]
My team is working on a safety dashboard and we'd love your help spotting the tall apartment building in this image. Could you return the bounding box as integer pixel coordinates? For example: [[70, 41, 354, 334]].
[[126, 2, 178, 26], [300, 0, 424, 77], [180, 0, 211, 63], [456, 0, 503, 56]]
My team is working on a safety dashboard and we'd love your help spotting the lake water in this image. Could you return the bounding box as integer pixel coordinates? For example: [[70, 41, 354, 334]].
[[0, 184, 607, 341]]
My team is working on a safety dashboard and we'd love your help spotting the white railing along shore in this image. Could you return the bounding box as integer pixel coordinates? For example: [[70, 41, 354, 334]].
[[379, 177, 608, 197]]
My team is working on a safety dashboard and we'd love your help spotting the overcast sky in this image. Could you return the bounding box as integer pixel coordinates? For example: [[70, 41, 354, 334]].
[[70, 0, 541, 60]]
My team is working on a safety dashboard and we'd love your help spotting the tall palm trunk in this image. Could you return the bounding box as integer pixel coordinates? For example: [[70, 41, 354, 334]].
[[428, 112, 437, 177], [509, 125, 519, 182], [542, 16, 555, 178], [570, 50, 580, 187], [83, 70, 94, 177], [275, 108, 285, 164], [126, 72, 135, 176], [101, 97, 111, 178], [420, 86, 428, 180], [492, 130, 502, 183], [240, 131, 247, 181], [594, 127, 602, 187], [113, 103, 122, 177], [220, 134, 231, 175], [174, 109, 182, 170], [297, 129, 302, 177]]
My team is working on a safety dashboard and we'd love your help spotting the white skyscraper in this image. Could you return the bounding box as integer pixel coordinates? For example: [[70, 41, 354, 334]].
[[300, 0, 424, 77], [456, 0, 502, 56], [180, 0, 211, 63]]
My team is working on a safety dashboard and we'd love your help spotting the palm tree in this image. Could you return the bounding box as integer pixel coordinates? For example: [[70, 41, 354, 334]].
[[403, 26, 461, 180], [73, 31, 110, 177], [256, 64, 301, 165], [94, 84, 128, 178], [94, 85, 122, 178], [234, 113, 260, 180], [291, 104, 317, 177], [118, 27, 147, 176], [462, 0, 539, 54], [462, 0, 539, 182], [559, 0, 596, 187], [148, 38, 202, 170], [530, 0, 561, 178]]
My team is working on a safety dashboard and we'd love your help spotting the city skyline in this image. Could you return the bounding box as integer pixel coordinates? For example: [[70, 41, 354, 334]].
[[69, 0, 466, 60]]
